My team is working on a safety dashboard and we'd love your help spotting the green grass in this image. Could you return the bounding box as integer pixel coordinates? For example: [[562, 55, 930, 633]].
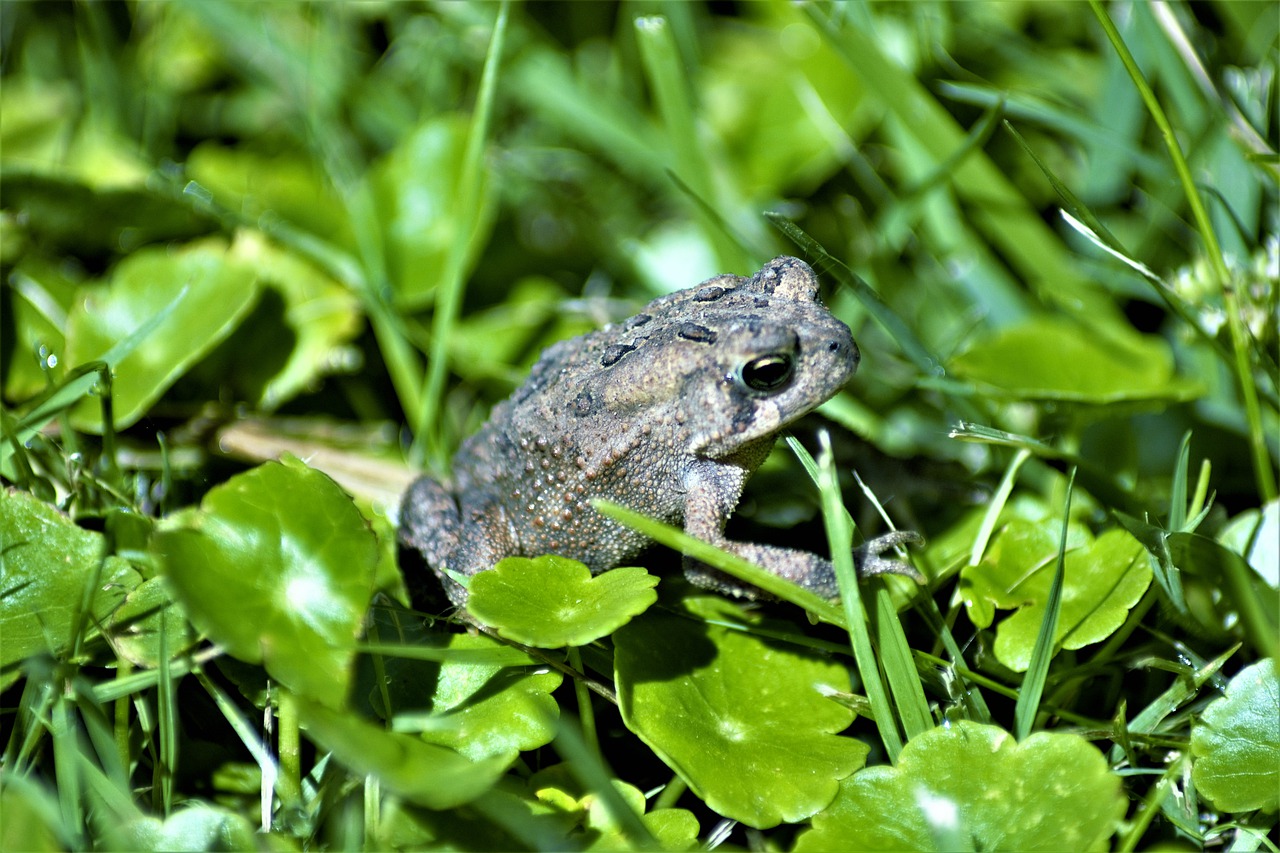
[[2, 2, 1277, 850]]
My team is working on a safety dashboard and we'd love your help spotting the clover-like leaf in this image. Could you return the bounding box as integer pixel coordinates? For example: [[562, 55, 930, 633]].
[[962, 522, 1151, 672], [155, 456, 377, 707], [63, 237, 260, 432], [467, 555, 658, 648], [1191, 659, 1280, 813], [297, 696, 509, 810], [358, 609, 561, 763], [949, 317, 1200, 403], [1, 490, 142, 679], [794, 721, 1125, 851], [614, 595, 866, 829]]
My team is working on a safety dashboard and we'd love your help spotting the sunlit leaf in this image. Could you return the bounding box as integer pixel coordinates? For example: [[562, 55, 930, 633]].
[[468, 555, 658, 648], [297, 696, 509, 810], [1191, 659, 1280, 814], [357, 610, 561, 763], [155, 456, 377, 707], [63, 238, 260, 431], [614, 594, 866, 829], [0, 490, 142, 678], [949, 317, 1201, 403], [794, 721, 1126, 851], [961, 522, 1151, 671]]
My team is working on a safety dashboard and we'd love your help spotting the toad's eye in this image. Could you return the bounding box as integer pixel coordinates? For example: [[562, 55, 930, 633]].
[[739, 353, 795, 394]]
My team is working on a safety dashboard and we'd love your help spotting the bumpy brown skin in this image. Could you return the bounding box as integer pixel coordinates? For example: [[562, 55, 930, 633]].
[[400, 257, 921, 606]]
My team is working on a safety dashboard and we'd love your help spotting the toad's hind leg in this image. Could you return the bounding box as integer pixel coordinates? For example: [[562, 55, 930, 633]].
[[399, 476, 460, 571], [400, 478, 519, 606]]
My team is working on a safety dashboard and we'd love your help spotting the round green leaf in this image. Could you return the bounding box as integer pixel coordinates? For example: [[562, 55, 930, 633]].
[[297, 696, 509, 810], [0, 489, 142, 675], [155, 456, 377, 707], [794, 721, 1126, 852], [949, 317, 1199, 403], [468, 555, 658, 648], [1191, 659, 1280, 813], [357, 612, 562, 763], [64, 238, 260, 432], [1003, 528, 1150, 670], [614, 595, 867, 829]]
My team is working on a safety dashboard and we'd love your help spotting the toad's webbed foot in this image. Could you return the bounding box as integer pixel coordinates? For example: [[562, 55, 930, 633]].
[[854, 530, 926, 583]]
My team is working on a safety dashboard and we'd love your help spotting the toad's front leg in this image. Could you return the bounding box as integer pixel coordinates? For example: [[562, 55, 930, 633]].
[[678, 462, 924, 599]]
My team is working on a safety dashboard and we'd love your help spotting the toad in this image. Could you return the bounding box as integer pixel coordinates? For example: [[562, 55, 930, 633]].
[[401, 256, 921, 606]]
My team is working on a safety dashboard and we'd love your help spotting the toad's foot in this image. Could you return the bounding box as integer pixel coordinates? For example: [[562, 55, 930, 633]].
[[854, 531, 926, 584]]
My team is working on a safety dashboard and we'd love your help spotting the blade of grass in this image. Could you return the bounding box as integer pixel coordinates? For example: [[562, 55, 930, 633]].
[[803, 3, 1116, 324], [1112, 512, 1188, 617], [1105, 640, 1233, 758], [9, 676, 53, 768], [1013, 466, 1076, 741], [592, 500, 847, 627], [1169, 432, 1193, 531], [798, 436, 932, 741], [71, 685, 128, 795], [1089, 0, 1275, 502], [417, 1, 509, 468], [555, 714, 658, 850], [913, 600, 993, 725], [192, 668, 282, 819], [1116, 753, 1188, 853], [50, 695, 86, 849], [815, 432, 904, 760], [971, 448, 1031, 567], [636, 15, 747, 271], [155, 609, 175, 816], [869, 586, 933, 738]]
